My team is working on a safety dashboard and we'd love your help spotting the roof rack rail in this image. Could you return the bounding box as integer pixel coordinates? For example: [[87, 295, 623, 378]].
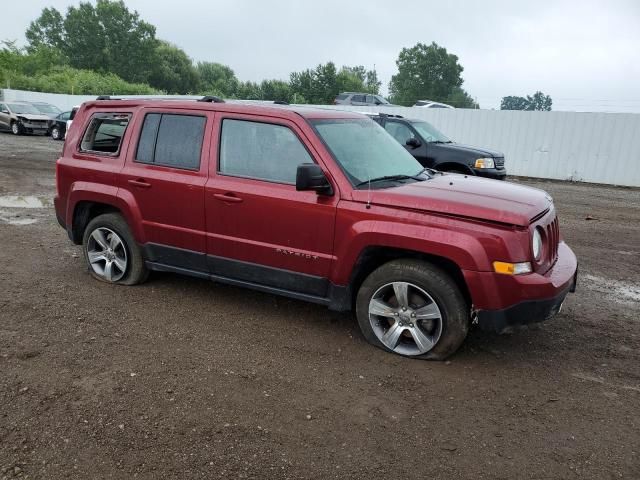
[[378, 113, 404, 118], [96, 95, 111, 100], [273, 100, 289, 105], [198, 95, 225, 103]]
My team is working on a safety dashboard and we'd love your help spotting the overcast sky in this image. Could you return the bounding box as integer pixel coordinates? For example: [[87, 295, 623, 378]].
[[6, 0, 640, 112]]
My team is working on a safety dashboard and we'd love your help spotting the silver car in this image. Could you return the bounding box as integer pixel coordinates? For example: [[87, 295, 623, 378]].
[[334, 92, 394, 106], [0, 102, 51, 135]]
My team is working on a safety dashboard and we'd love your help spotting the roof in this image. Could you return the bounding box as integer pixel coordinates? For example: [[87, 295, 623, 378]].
[[81, 98, 365, 120]]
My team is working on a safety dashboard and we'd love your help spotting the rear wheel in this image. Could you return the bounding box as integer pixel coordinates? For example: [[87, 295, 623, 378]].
[[82, 213, 148, 285], [356, 259, 469, 360], [51, 126, 62, 140]]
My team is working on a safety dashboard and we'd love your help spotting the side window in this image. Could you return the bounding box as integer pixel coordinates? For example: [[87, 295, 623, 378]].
[[365, 95, 377, 104], [384, 121, 414, 145], [219, 119, 312, 184], [135, 113, 206, 170], [80, 113, 131, 155], [351, 95, 365, 103]]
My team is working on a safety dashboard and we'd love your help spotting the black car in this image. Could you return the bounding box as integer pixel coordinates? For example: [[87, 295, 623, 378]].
[[370, 114, 506, 179], [48, 111, 72, 140]]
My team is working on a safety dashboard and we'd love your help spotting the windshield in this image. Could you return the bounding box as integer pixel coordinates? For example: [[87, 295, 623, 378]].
[[311, 118, 425, 187], [33, 103, 61, 114], [411, 121, 451, 143], [8, 103, 41, 115]]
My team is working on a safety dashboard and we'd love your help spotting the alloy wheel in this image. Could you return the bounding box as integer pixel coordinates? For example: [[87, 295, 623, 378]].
[[86, 227, 128, 282], [368, 281, 443, 356]]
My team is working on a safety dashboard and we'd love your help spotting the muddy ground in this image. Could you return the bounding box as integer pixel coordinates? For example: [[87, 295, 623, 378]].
[[0, 133, 638, 479]]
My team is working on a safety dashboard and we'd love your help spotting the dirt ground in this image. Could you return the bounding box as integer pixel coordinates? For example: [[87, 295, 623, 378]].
[[0, 133, 638, 480]]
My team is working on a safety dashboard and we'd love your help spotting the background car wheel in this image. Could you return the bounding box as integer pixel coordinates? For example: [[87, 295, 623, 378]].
[[82, 213, 148, 286], [356, 259, 469, 360], [51, 126, 62, 140], [11, 122, 22, 135]]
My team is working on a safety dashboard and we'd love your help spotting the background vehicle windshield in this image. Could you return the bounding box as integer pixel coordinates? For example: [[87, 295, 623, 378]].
[[33, 104, 61, 114], [412, 121, 451, 143], [312, 118, 423, 186], [8, 103, 41, 115]]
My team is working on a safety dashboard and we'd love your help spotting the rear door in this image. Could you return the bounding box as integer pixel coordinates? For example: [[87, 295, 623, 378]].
[[204, 113, 338, 297], [119, 108, 212, 272]]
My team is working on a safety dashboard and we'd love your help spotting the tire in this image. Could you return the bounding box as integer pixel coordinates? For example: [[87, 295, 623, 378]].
[[82, 213, 148, 286], [11, 121, 22, 135], [356, 259, 469, 360], [51, 126, 62, 141]]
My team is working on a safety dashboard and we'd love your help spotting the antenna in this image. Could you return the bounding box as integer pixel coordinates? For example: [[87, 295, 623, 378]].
[[366, 172, 372, 209]]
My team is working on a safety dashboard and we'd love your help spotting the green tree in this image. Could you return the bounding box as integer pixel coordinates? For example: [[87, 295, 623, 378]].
[[501, 91, 552, 111], [149, 41, 199, 94], [25, 7, 65, 51], [445, 87, 478, 109], [196, 61, 239, 97], [26, 0, 158, 84], [389, 42, 465, 106], [260, 79, 292, 102]]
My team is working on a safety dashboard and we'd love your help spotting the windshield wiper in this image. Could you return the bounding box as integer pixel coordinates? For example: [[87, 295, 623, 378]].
[[416, 167, 441, 177], [429, 140, 452, 144], [356, 174, 425, 188]]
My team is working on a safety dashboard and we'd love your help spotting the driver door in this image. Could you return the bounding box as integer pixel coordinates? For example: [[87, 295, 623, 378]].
[[205, 114, 338, 297], [384, 120, 431, 167]]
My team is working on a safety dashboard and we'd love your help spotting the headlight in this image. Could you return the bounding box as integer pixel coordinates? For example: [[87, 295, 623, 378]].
[[532, 228, 543, 260], [474, 158, 495, 169]]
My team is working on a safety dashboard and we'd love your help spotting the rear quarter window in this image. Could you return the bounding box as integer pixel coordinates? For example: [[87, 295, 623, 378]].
[[80, 113, 131, 156]]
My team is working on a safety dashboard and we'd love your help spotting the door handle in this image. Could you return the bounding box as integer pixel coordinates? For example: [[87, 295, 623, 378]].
[[128, 178, 151, 188], [213, 193, 243, 203]]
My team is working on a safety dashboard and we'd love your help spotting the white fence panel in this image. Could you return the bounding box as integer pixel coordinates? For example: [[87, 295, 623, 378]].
[[0, 88, 96, 112], [320, 105, 640, 187]]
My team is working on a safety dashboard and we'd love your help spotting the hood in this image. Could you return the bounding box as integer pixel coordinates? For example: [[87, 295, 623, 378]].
[[16, 113, 51, 121], [355, 174, 551, 226], [432, 142, 504, 158]]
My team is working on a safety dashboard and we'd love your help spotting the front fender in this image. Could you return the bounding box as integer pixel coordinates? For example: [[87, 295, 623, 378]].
[[331, 204, 526, 286]]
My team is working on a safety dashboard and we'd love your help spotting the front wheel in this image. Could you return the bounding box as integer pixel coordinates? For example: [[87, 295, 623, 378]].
[[356, 260, 469, 360], [11, 121, 22, 135], [82, 213, 148, 285]]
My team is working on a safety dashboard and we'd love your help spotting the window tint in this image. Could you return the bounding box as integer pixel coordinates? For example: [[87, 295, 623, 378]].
[[135, 113, 205, 170], [384, 121, 415, 145], [219, 119, 312, 184], [80, 113, 131, 155]]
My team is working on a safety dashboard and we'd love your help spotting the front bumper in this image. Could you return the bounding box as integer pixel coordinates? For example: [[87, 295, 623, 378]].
[[473, 167, 507, 180], [465, 242, 578, 333], [19, 120, 49, 132]]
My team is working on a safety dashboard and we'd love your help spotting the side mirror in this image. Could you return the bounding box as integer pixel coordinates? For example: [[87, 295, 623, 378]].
[[406, 137, 422, 148], [296, 163, 333, 195], [0, 109, 8, 114]]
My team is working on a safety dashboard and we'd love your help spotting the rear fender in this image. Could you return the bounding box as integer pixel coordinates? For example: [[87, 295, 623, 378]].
[[66, 182, 144, 243]]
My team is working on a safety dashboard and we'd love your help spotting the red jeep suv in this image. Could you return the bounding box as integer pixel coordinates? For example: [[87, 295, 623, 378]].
[[54, 97, 578, 359]]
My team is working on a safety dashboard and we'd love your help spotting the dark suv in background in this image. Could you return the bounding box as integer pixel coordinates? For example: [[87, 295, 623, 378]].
[[371, 114, 507, 179]]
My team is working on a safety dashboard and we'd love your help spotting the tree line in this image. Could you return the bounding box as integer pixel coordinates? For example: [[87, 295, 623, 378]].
[[0, 0, 551, 110]]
